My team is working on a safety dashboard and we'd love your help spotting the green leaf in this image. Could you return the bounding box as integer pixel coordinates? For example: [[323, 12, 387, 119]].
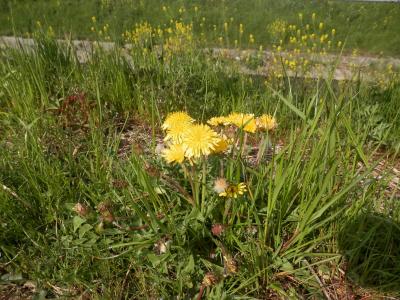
[[72, 238, 87, 246], [183, 255, 195, 274], [147, 253, 163, 267], [78, 223, 93, 238], [1, 273, 23, 282], [84, 237, 98, 247], [73, 216, 86, 233]]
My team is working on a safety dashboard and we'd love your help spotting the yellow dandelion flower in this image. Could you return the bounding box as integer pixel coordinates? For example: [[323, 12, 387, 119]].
[[213, 137, 229, 153], [256, 114, 277, 131], [162, 143, 185, 164], [226, 113, 257, 133], [219, 183, 247, 198], [213, 177, 228, 194], [207, 116, 228, 127], [162, 112, 194, 143], [182, 124, 219, 159], [162, 111, 194, 131], [164, 123, 193, 143]]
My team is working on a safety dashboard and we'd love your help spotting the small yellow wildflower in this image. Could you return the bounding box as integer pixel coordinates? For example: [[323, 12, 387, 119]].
[[162, 112, 194, 143], [226, 113, 257, 133], [162, 143, 185, 164], [219, 183, 247, 198], [207, 116, 227, 127], [213, 137, 229, 153], [182, 124, 219, 159], [164, 123, 193, 143], [249, 34, 255, 44], [256, 114, 277, 131], [162, 111, 194, 130]]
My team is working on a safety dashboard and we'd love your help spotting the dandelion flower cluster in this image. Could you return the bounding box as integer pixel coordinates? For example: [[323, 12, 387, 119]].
[[161, 111, 278, 165], [161, 112, 225, 164], [207, 112, 277, 133]]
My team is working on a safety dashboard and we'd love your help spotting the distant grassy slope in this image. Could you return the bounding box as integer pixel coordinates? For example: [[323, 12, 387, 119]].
[[1, 0, 400, 56]]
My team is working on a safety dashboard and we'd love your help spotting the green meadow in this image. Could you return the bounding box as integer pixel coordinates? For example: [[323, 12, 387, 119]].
[[1, 1, 400, 299]]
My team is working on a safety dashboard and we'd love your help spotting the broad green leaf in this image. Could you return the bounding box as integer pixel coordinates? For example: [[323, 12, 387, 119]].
[[73, 216, 85, 233], [78, 223, 93, 238]]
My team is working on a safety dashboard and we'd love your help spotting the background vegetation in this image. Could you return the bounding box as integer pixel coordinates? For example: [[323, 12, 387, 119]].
[[1, 0, 400, 55]]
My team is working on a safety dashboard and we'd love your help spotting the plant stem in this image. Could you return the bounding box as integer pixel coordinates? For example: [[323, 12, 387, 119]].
[[201, 157, 207, 212]]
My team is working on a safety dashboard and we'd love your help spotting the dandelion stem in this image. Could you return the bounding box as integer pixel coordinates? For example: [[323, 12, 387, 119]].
[[197, 285, 205, 300], [219, 159, 224, 177], [201, 157, 207, 212], [181, 164, 193, 191], [223, 198, 232, 223], [256, 133, 269, 165]]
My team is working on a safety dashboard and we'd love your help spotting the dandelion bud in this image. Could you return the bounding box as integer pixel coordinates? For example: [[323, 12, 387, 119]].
[[97, 201, 111, 213], [73, 203, 89, 217], [298, 13, 303, 21], [97, 201, 114, 223], [154, 238, 171, 254], [95, 221, 104, 234], [211, 223, 226, 236], [101, 210, 114, 223], [202, 272, 219, 287], [224, 255, 238, 275]]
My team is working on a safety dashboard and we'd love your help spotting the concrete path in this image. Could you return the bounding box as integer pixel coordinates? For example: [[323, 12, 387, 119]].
[[1, 36, 399, 81]]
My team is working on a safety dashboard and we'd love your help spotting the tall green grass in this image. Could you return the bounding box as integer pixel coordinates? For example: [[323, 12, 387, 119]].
[[0, 35, 400, 298]]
